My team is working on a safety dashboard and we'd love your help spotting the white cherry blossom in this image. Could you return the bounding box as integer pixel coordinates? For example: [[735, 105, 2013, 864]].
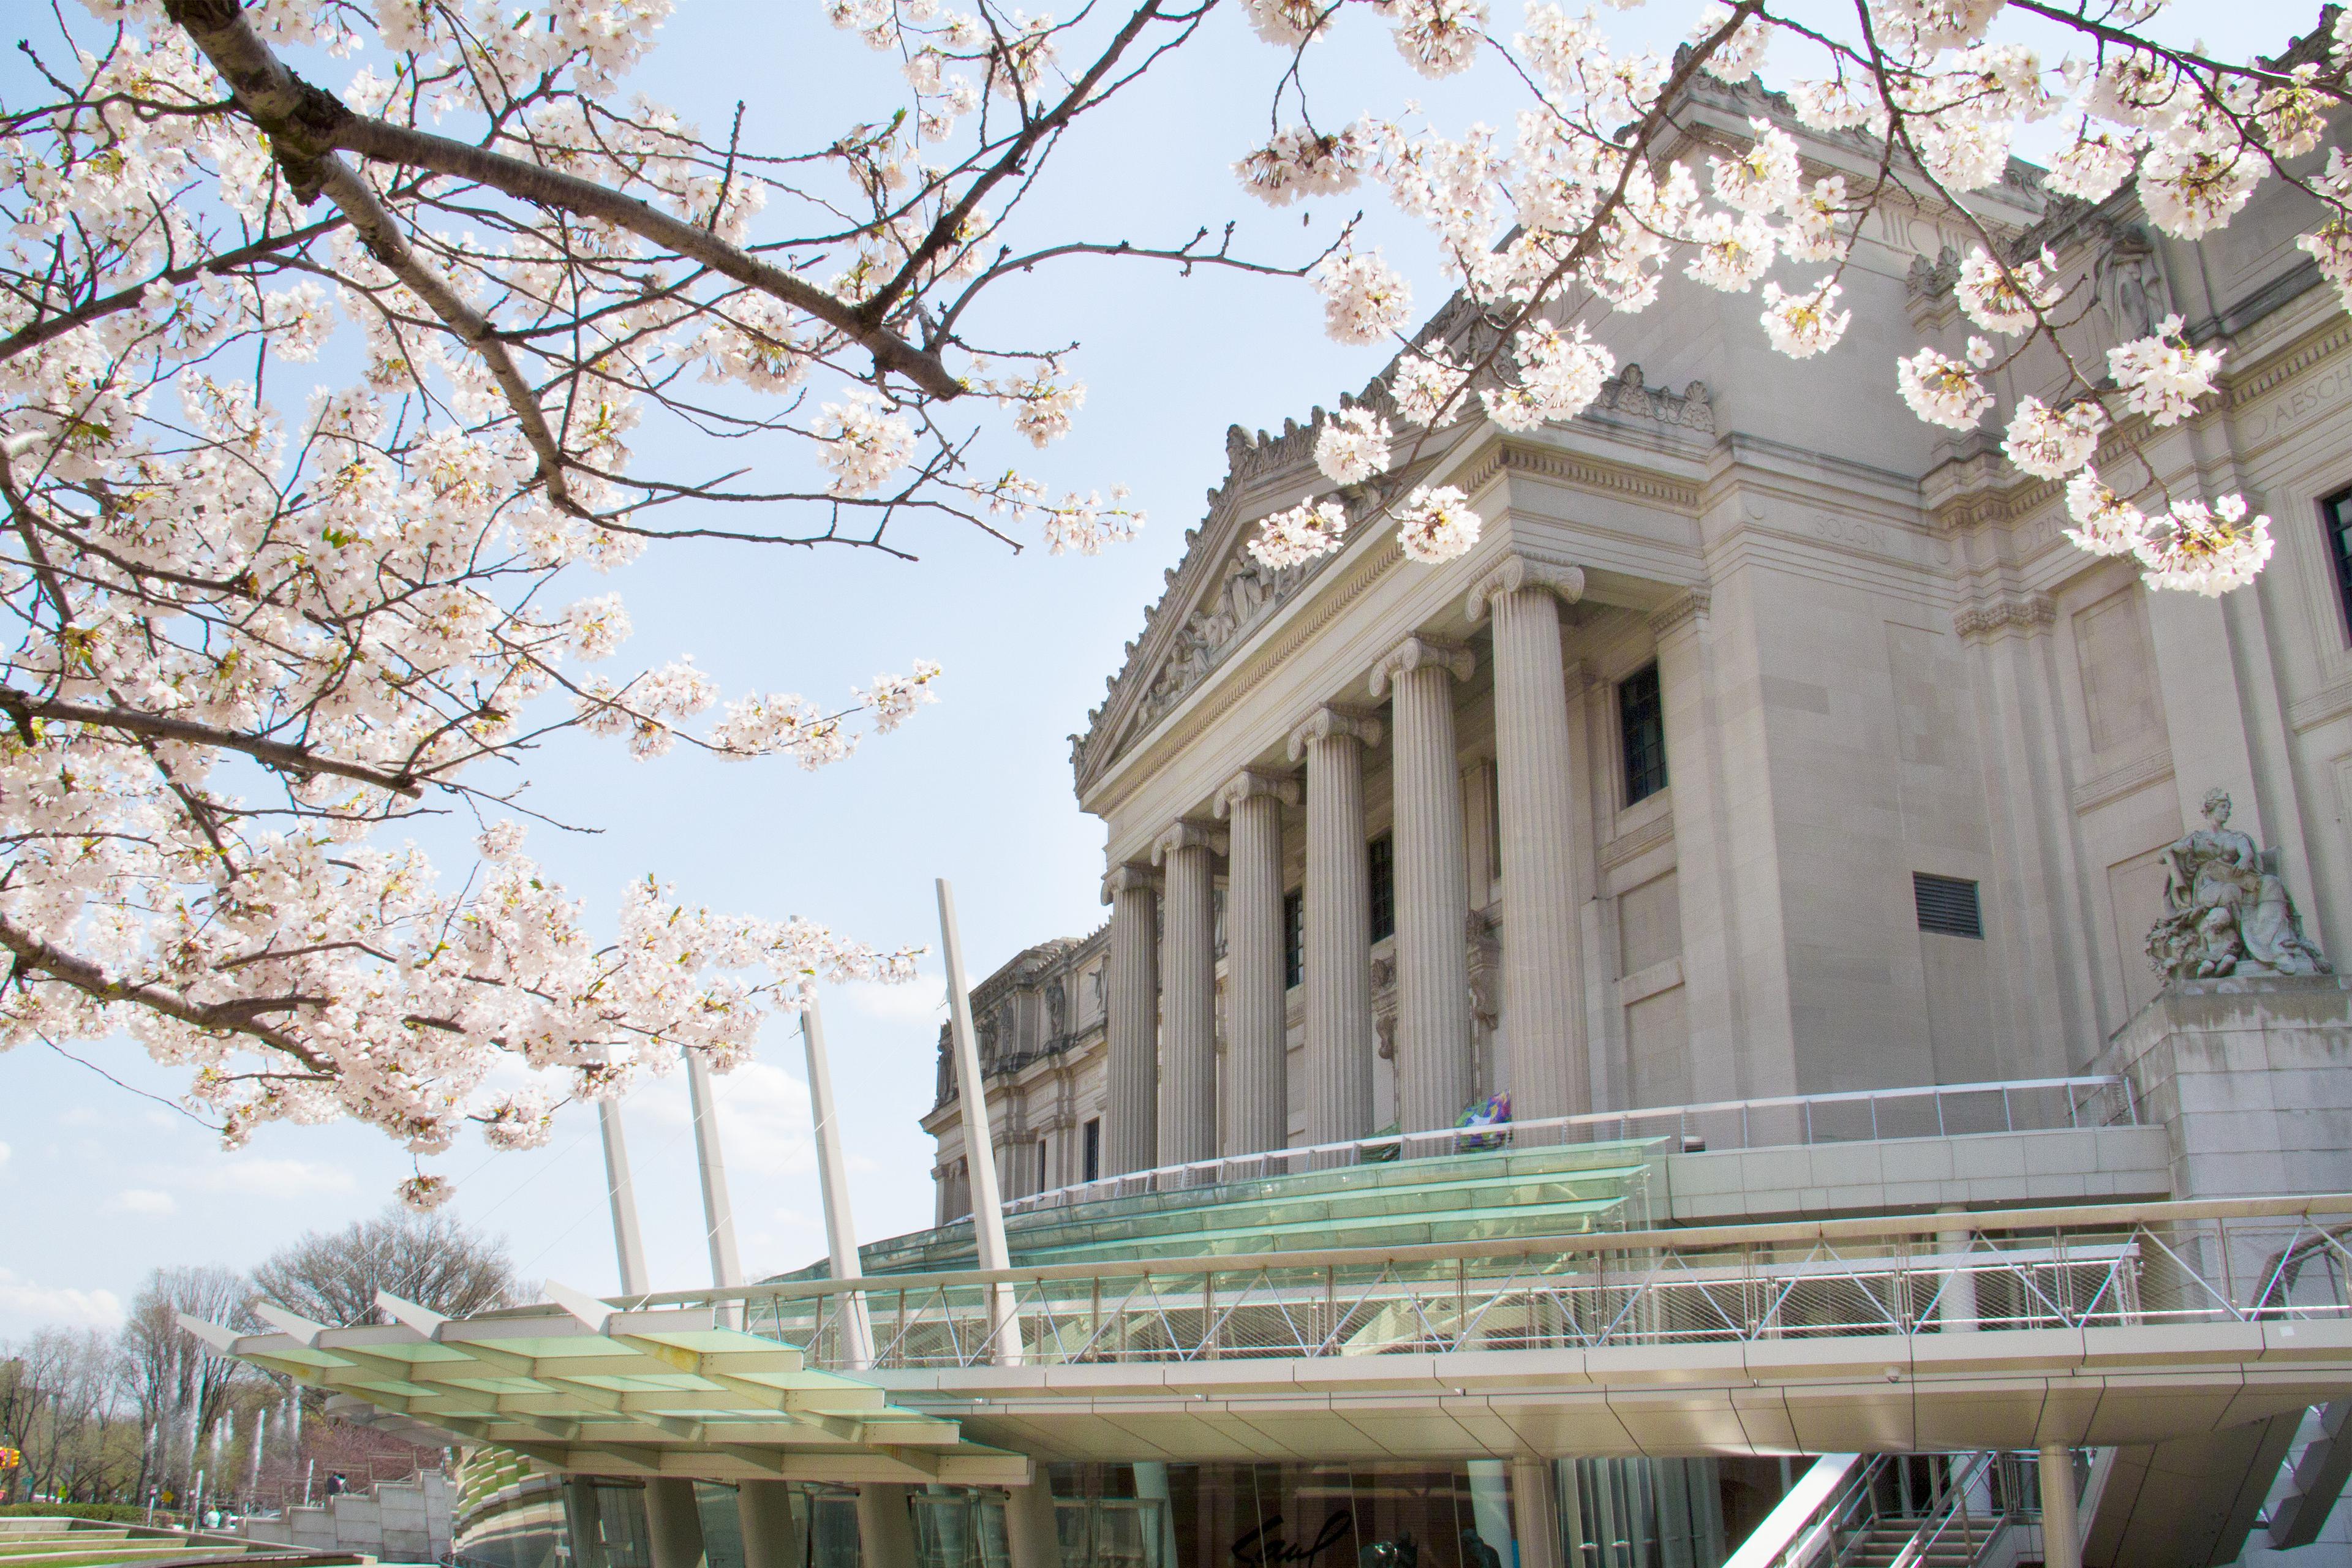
[[1759, 279, 1850, 358], [1315, 407, 1395, 484], [2108, 315, 2225, 426], [2001, 397, 2108, 480], [1894, 339, 1996, 429], [1248, 498, 1351, 568], [1393, 484, 1482, 562]]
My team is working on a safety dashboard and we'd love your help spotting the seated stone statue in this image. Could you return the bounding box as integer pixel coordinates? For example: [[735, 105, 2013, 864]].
[[2149, 789, 2332, 980]]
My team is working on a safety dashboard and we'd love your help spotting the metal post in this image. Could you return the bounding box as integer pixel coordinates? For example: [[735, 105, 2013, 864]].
[[802, 999, 878, 1369], [938, 877, 1020, 1366], [684, 1052, 745, 1314], [598, 1099, 652, 1297], [2038, 1446, 2081, 1568], [644, 1478, 709, 1568]]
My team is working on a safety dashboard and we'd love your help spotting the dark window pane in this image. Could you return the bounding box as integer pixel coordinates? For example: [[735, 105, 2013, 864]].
[[1283, 888, 1305, 989], [1082, 1118, 1100, 1183], [2327, 491, 2352, 644], [1368, 834, 1396, 943], [1619, 663, 1668, 804], [1913, 872, 1983, 939]]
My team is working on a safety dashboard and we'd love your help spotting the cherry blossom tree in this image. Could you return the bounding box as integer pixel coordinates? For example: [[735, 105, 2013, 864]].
[[1237, 0, 2351, 593], [2, 0, 2345, 1200]]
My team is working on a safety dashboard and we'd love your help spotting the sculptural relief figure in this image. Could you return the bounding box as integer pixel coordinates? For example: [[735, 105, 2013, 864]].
[[2149, 790, 2332, 980]]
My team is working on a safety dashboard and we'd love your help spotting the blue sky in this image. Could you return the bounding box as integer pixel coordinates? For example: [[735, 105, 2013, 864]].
[[0, 0, 2331, 1333]]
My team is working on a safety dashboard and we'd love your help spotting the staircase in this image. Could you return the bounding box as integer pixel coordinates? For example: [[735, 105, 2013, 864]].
[[787, 1138, 1664, 1277], [1836, 1518, 1994, 1567], [1724, 1451, 2037, 1568]]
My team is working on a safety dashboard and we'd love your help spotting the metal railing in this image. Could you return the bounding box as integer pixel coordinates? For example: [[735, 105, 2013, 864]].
[[676, 1194, 2352, 1374], [1000, 1076, 2137, 1216]]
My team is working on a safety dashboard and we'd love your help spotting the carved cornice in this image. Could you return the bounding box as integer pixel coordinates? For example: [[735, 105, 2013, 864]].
[[2289, 671, 2352, 734], [1953, 592, 2056, 643], [1369, 635, 1476, 698], [1600, 808, 1676, 874], [1457, 437, 1706, 513], [1152, 820, 1226, 864], [2069, 750, 2174, 815], [1213, 768, 1301, 817], [1099, 860, 1158, 905], [1648, 589, 1712, 643], [1464, 555, 1587, 625], [1286, 704, 1384, 761]]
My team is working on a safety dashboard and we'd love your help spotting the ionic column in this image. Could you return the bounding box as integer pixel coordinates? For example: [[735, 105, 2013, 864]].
[[1371, 635, 1477, 1135], [1289, 706, 1383, 1149], [1468, 558, 1590, 1123], [1215, 769, 1297, 1158], [1154, 821, 1221, 1166], [1101, 861, 1159, 1175]]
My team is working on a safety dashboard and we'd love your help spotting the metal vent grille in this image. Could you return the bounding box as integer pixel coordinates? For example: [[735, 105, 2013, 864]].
[[1914, 873, 1983, 939]]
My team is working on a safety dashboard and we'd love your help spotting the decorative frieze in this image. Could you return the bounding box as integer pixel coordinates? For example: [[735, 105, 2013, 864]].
[[1648, 589, 1712, 642], [1953, 593, 2056, 643]]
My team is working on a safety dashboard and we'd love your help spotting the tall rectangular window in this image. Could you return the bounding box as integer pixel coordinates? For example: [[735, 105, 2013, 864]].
[[1913, 872, 1983, 939], [1038, 1140, 1049, 1192], [1619, 663, 1668, 805], [1368, 834, 1396, 942], [1082, 1118, 1101, 1183], [1283, 888, 1305, 989], [2326, 489, 2352, 643]]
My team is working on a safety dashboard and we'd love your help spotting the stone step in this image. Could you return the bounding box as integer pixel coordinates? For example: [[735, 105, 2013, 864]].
[[844, 1142, 1662, 1275]]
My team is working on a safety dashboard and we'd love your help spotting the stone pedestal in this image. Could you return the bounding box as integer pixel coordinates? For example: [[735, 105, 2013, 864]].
[[2098, 975, 2352, 1200]]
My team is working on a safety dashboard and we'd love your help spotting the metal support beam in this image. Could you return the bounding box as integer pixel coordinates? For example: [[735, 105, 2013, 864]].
[[2041, 1446, 2080, 1568], [1509, 1457, 1561, 1568], [857, 1482, 918, 1568], [1003, 1479, 1061, 1568], [686, 1052, 745, 1300], [600, 1099, 651, 1297], [645, 1477, 710, 1568], [737, 1479, 804, 1568], [938, 878, 1019, 1366], [804, 1000, 876, 1369]]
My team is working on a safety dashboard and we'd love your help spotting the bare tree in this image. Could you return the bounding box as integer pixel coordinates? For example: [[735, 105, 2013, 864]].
[[1, 1330, 141, 1505], [116, 1267, 257, 1496], [252, 1206, 522, 1328]]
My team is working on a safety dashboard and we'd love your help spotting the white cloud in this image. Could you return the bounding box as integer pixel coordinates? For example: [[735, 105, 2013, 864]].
[[187, 1155, 358, 1196], [838, 977, 949, 1026], [106, 1188, 177, 1216], [714, 1062, 818, 1178], [0, 1268, 123, 1332]]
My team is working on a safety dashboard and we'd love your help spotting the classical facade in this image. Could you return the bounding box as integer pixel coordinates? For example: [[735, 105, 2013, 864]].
[[385, 44, 2352, 1568], [922, 930, 1109, 1221], [932, 66, 2352, 1205]]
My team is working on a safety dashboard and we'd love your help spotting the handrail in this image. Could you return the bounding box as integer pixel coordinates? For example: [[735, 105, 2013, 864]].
[[625, 1189, 2352, 1308], [1000, 1075, 2137, 1216], [1723, 1454, 1868, 1568]]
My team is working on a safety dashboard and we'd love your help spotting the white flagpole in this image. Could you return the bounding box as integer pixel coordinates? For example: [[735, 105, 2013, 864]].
[[801, 999, 876, 1368], [935, 878, 1020, 1366]]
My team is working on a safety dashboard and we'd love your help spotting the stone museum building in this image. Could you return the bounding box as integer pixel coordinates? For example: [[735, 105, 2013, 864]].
[[228, 50, 2352, 1568]]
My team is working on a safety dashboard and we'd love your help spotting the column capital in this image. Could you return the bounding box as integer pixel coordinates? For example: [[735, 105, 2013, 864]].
[[1286, 704, 1383, 761], [1099, 860, 1157, 905], [1213, 767, 1300, 818], [1648, 587, 1712, 643], [1464, 556, 1586, 625], [1151, 820, 1226, 864], [1369, 635, 1475, 699]]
